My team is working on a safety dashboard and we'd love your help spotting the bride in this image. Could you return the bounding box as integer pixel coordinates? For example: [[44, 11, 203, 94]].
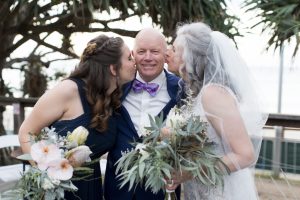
[[166, 22, 268, 199]]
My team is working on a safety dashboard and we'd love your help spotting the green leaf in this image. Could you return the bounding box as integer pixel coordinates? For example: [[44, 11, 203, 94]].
[[17, 153, 32, 160], [139, 162, 146, 178]]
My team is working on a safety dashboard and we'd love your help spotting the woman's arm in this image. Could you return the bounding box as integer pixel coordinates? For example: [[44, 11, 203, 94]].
[[18, 80, 79, 155], [202, 85, 255, 172]]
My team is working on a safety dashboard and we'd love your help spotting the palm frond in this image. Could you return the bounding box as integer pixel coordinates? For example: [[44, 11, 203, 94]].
[[245, 0, 300, 56]]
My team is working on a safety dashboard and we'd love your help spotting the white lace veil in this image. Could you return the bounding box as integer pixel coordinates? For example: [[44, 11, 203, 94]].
[[175, 22, 268, 170]]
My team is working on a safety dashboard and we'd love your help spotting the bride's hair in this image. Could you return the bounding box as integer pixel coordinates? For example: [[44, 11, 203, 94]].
[[175, 22, 212, 95], [176, 22, 235, 97]]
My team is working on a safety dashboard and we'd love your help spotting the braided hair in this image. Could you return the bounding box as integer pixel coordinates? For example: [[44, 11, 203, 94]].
[[69, 35, 124, 132]]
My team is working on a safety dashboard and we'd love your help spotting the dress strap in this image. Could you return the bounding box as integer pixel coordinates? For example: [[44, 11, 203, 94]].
[[68, 78, 91, 114]]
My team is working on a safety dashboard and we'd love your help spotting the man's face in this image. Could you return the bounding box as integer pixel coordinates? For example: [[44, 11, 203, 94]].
[[133, 33, 166, 82]]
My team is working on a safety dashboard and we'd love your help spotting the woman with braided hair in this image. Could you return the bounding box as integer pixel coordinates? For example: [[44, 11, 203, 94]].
[[18, 34, 136, 200]]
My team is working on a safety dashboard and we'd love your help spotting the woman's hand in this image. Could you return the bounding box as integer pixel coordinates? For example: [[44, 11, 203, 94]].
[[165, 170, 193, 191]]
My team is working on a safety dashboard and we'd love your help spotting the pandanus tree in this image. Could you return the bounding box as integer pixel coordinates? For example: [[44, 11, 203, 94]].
[[0, 0, 239, 136], [245, 0, 300, 56]]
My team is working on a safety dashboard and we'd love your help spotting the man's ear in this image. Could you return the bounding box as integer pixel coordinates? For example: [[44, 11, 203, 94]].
[[110, 64, 117, 76]]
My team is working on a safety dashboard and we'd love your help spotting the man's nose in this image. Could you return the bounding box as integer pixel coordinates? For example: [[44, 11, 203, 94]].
[[144, 51, 152, 60]]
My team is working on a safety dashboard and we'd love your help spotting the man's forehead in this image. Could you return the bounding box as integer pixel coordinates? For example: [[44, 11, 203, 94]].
[[135, 38, 166, 50], [136, 43, 162, 49]]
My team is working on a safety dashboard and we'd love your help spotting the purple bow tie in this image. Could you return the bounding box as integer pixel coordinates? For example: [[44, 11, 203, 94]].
[[132, 79, 159, 97]]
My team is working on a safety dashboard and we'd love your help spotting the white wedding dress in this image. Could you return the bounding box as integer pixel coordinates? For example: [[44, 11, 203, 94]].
[[183, 89, 259, 200], [172, 26, 268, 200]]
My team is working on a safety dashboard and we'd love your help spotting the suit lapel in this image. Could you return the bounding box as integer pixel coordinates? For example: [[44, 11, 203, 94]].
[[157, 70, 181, 120], [119, 106, 139, 138], [165, 69, 180, 100]]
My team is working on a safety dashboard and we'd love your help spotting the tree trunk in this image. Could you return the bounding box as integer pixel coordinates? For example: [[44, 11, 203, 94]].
[[0, 59, 7, 136], [0, 32, 17, 166]]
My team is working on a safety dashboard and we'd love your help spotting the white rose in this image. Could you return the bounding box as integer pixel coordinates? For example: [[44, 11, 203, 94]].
[[67, 126, 89, 146], [166, 111, 185, 128], [66, 145, 92, 167], [135, 143, 149, 157]]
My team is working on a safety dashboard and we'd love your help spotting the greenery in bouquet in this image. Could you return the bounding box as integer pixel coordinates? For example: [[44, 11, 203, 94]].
[[2, 126, 94, 200], [115, 92, 230, 194]]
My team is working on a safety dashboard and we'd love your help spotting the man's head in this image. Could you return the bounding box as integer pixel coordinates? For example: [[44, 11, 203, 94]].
[[133, 28, 167, 82]]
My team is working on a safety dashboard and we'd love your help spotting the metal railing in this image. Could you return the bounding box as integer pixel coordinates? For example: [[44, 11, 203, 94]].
[[263, 114, 300, 176]]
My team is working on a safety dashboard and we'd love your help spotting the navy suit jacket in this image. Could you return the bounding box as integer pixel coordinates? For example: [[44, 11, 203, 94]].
[[104, 70, 182, 200]]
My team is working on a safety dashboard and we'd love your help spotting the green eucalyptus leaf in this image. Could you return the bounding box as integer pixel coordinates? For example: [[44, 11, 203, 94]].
[[17, 153, 32, 160], [139, 162, 146, 178]]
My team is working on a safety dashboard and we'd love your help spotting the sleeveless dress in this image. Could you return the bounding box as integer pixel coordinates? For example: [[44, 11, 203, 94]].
[[51, 78, 117, 200], [183, 86, 258, 200]]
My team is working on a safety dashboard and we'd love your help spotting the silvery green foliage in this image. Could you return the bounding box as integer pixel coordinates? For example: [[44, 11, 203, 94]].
[[1, 126, 93, 200], [116, 94, 230, 194]]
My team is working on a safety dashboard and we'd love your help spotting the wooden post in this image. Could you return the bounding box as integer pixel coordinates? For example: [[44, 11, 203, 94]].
[[13, 103, 25, 135]]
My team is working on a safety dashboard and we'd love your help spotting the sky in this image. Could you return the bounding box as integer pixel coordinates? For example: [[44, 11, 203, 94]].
[[3, 0, 300, 118]]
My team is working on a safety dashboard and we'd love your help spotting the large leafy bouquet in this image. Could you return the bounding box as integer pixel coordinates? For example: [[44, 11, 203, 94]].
[[3, 126, 93, 200], [116, 93, 230, 194]]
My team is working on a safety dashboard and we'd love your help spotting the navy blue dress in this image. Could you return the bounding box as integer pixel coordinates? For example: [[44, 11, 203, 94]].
[[51, 78, 117, 200]]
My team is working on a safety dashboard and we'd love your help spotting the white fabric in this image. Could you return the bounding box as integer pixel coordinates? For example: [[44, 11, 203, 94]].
[[184, 168, 257, 200], [123, 71, 170, 136], [183, 93, 259, 200]]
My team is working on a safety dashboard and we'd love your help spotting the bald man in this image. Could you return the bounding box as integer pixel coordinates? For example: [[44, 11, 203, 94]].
[[104, 28, 181, 200]]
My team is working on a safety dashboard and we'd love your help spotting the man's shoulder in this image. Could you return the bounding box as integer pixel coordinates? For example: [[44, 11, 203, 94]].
[[165, 70, 180, 84]]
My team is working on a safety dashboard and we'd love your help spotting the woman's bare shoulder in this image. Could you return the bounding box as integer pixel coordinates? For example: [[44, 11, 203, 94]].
[[200, 84, 237, 115], [45, 79, 79, 100]]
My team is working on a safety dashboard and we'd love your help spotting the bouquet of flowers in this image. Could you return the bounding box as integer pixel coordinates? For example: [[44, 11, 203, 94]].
[[115, 93, 230, 198], [2, 126, 93, 200]]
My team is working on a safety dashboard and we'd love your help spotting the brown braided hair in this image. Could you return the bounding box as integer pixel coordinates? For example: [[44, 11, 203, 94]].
[[69, 35, 124, 132]]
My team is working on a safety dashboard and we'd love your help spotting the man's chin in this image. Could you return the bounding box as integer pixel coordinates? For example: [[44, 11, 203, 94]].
[[139, 69, 155, 75], [138, 72, 158, 82]]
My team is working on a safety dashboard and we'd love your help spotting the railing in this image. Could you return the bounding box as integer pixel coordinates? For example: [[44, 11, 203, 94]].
[[0, 96, 37, 135], [267, 113, 300, 128], [0, 96, 299, 176], [260, 114, 300, 177]]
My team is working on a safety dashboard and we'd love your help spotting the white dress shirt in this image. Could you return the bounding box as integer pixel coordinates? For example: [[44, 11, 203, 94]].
[[123, 71, 171, 136]]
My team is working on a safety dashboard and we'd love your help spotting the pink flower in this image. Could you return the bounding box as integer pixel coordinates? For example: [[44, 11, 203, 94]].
[[47, 158, 74, 180], [31, 140, 61, 170]]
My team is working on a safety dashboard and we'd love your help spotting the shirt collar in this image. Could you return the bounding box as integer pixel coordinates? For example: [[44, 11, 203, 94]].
[[136, 71, 165, 86]]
